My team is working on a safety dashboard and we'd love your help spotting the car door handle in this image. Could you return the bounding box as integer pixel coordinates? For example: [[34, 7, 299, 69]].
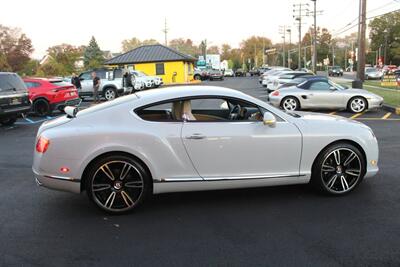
[[186, 134, 206, 140]]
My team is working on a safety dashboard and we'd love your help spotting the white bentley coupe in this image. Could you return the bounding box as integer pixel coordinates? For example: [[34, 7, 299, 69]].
[[33, 86, 379, 213]]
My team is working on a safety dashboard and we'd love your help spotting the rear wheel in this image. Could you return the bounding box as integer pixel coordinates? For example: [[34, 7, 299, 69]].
[[103, 87, 116, 101], [33, 99, 51, 116], [194, 74, 201, 81], [281, 96, 300, 111], [0, 117, 17, 126], [311, 142, 365, 195], [86, 154, 152, 213]]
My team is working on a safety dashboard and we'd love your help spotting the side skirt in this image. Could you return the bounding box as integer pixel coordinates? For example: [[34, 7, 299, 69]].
[[153, 175, 310, 194]]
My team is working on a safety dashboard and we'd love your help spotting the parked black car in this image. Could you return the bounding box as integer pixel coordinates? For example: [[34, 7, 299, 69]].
[[209, 69, 224, 81], [235, 69, 246, 77], [328, 66, 343, 76], [0, 72, 31, 126]]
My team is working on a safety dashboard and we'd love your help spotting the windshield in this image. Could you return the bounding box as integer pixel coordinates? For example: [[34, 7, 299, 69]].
[[135, 71, 147, 77], [329, 80, 347, 90]]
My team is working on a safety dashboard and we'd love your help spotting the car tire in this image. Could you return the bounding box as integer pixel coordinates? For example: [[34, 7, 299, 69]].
[[33, 99, 51, 116], [0, 116, 17, 126], [85, 154, 152, 214], [281, 96, 300, 111], [103, 87, 117, 101], [348, 97, 367, 113], [194, 74, 201, 81], [311, 142, 365, 195]]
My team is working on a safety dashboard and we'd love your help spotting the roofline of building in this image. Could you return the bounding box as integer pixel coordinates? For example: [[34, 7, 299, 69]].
[[104, 44, 197, 65]]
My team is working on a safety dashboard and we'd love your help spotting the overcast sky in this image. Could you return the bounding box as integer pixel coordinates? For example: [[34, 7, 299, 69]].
[[1, 0, 399, 58]]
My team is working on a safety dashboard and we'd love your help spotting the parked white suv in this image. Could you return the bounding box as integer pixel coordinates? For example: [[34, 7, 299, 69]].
[[131, 70, 163, 89]]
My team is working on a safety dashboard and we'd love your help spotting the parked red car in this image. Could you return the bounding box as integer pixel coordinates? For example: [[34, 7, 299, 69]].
[[23, 78, 81, 116]]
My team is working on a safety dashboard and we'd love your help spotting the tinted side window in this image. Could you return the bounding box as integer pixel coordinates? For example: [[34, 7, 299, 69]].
[[80, 72, 91, 80], [136, 101, 181, 122]]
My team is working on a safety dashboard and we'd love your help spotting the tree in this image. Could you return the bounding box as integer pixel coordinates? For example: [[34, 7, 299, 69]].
[[83, 36, 104, 69], [20, 59, 39, 76], [221, 44, 232, 60], [206, 45, 220, 54], [240, 36, 272, 68], [169, 38, 199, 56], [0, 52, 11, 71], [121, 38, 159, 52], [369, 11, 400, 65], [0, 24, 33, 72], [45, 44, 83, 75]]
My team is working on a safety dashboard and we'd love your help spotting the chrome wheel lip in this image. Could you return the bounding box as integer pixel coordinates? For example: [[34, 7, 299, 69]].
[[283, 98, 297, 111], [104, 89, 116, 101], [321, 148, 362, 194], [91, 160, 144, 212], [350, 98, 366, 113]]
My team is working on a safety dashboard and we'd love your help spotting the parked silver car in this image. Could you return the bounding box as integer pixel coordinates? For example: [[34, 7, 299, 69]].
[[33, 86, 379, 213], [365, 67, 383, 80], [268, 77, 383, 113]]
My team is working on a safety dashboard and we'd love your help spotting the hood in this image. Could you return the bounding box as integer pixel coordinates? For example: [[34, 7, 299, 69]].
[[292, 111, 364, 125], [346, 88, 382, 99]]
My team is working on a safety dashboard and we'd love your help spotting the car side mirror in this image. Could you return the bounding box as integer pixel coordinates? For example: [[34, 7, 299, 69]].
[[263, 112, 276, 127]]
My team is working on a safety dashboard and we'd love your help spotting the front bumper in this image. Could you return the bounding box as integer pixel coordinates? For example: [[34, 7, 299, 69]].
[[33, 168, 81, 193], [368, 98, 384, 109]]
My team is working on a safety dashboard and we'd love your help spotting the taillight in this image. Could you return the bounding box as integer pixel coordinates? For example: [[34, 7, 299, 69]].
[[36, 136, 50, 153], [272, 91, 280, 96]]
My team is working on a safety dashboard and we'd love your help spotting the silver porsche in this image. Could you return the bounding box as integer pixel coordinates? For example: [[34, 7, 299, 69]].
[[33, 86, 379, 213], [268, 77, 384, 113]]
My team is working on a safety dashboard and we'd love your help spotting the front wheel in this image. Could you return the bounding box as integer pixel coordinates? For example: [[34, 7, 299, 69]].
[[86, 154, 152, 213], [311, 142, 365, 195], [348, 97, 367, 113], [281, 97, 300, 111]]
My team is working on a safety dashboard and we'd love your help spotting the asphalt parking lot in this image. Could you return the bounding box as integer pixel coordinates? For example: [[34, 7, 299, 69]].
[[1, 76, 400, 266]]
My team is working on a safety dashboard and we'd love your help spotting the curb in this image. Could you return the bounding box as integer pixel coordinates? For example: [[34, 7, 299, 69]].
[[382, 104, 400, 115]]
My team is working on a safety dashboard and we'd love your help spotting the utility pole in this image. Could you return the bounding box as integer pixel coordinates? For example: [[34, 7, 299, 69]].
[[279, 26, 288, 67], [293, 3, 309, 70], [162, 18, 169, 46], [287, 29, 292, 68], [332, 40, 335, 66], [356, 0, 367, 83]]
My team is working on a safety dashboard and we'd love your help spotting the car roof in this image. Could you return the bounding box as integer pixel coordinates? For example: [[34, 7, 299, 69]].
[[133, 86, 260, 106]]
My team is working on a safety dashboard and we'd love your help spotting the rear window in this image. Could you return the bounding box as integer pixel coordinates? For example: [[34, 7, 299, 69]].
[[50, 81, 72, 87], [0, 73, 27, 92]]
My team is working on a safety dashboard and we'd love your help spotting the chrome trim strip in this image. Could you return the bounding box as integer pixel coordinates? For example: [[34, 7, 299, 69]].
[[155, 174, 305, 183], [43, 175, 81, 182]]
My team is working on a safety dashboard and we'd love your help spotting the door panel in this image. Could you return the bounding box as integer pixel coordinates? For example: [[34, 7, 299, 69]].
[[182, 121, 302, 179]]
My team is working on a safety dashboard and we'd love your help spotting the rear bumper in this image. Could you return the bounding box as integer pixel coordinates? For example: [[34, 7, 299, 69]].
[[52, 98, 82, 111], [33, 168, 81, 193], [0, 104, 31, 118]]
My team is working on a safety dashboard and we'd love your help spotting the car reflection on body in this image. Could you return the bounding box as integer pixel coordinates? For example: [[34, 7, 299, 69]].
[[268, 77, 384, 113], [33, 86, 379, 213]]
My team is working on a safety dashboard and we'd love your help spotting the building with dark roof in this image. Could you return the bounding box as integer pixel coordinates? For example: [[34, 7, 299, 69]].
[[105, 44, 196, 84]]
